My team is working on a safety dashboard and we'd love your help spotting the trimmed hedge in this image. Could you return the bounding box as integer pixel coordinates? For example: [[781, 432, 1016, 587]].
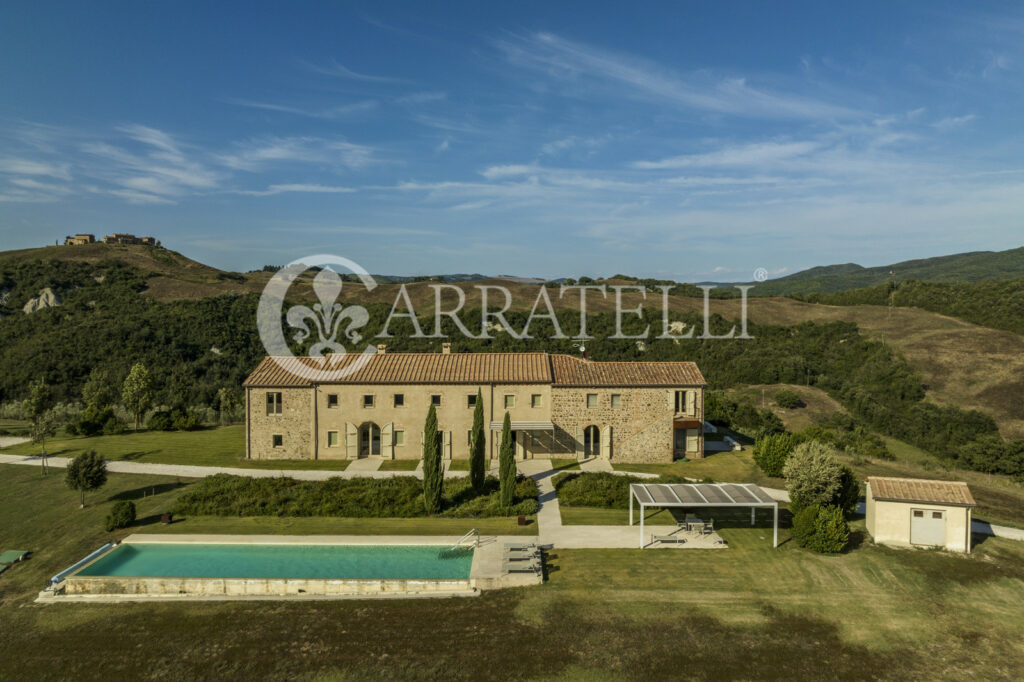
[[173, 474, 538, 518], [791, 504, 850, 553], [553, 472, 687, 509]]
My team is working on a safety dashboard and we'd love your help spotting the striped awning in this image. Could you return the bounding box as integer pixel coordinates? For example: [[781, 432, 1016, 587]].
[[488, 421, 555, 431]]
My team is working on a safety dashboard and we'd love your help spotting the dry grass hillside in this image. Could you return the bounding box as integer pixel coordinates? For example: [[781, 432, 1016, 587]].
[[725, 384, 847, 432]]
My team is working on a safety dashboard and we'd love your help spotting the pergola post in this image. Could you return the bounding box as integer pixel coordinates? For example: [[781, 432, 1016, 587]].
[[629, 488, 634, 527], [640, 504, 645, 549], [773, 504, 778, 548], [751, 507, 755, 526]]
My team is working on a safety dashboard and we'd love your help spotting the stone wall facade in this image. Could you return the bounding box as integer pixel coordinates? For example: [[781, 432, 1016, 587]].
[[246, 383, 703, 463]]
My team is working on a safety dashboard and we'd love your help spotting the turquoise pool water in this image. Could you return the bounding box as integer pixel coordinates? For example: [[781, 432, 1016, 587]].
[[75, 543, 473, 580]]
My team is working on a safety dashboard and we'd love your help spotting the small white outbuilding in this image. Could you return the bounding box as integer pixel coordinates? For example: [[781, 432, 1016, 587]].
[[866, 477, 975, 553]]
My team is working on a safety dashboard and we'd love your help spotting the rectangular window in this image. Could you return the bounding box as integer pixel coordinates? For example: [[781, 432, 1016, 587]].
[[327, 431, 339, 447], [363, 394, 375, 408], [272, 434, 283, 448], [393, 393, 405, 407], [394, 430, 405, 446], [611, 394, 622, 408], [913, 510, 924, 518], [467, 394, 477, 408], [326, 394, 339, 408], [586, 393, 598, 408], [467, 429, 473, 445], [531, 394, 542, 408], [431, 394, 442, 407], [504, 394, 515, 409], [266, 392, 282, 415], [674, 390, 696, 416], [932, 511, 943, 519]]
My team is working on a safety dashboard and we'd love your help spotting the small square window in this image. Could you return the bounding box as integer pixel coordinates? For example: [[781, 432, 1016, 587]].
[[272, 434, 283, 448], [913, 510, 924, 518], [586, 394, 598, 408], [611, 394, 621, 408], [327, 431, 339, 447], [394, 393, 405, 407], [326, 394, 339, 408], [467, 394, 477, 408], [531, 394, 542, 408], [431, 394, 442, 407], [504, 394, 515, 409], [363, 394, 375, 408], [932, 511, 943, 519], [394, 430, 405, 446]]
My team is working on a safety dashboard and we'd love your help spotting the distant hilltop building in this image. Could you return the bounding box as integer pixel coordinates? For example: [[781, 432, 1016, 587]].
[[102, 233, 156, 246], [64, 233, 96, 246]]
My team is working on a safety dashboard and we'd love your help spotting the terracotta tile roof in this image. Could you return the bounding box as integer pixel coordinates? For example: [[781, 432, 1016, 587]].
[[244, 352, 553, 386], [550, 354, 705, 387], [868, 477, 976, 507], [243, 352, 706, 388]]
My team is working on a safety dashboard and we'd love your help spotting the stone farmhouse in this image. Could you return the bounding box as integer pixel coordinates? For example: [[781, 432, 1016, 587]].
[[243, 347, 706, 463], [64, 233, 96, 245], [103, 233, 156, 245]]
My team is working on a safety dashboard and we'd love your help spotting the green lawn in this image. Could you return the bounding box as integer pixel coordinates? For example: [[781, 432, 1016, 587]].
[[614, 449, 783, 487], [550, 457, 581, 471], [0, 425, 350, 470], [3, 464, 1024, 678], [137, 515, 536, 536], [379, 459, 420, 471], [0, 418, 30, 435], [559, 506, 680, 525]]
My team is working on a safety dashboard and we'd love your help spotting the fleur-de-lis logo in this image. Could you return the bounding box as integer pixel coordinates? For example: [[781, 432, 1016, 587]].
[[286, 269, 370, 356], [257, 254, 377, 382]]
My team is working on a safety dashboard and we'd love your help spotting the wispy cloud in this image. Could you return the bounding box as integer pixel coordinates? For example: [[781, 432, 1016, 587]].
[[932, 114, 976, 131], [216, 137, 376, 172], [0, 157, 72, 180], [496, 32, 861, 121], [300, 59, 406, 83], [223, 97, 378, 120], [234, 183, 357, 197], [632, 141, 821, 170]]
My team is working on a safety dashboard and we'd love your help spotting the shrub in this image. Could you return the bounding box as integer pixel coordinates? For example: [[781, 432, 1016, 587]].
[[774, 389, 805, 409], [105, 500, 136, 532], [101, 415, 125, 435], [172, 473, 538, 519], [147, 409, 175, 431], [783, 441, 843, 512], [753, 432, 797, 477], [791, 504, 850, 553], [553, 472, 686, 509], [65, 450, 108, 507], [833, 465, 860, 516], [72, 405, 117, 437]]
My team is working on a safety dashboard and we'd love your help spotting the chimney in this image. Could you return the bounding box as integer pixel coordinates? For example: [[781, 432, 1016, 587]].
[[376, 344, 386, 355], [441, 342, 451, 354]]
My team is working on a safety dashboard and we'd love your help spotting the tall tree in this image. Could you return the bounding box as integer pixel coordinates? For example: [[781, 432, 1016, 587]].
[[81, 367, 116, 409], [469, 389, 486, 493], [65, 450, 108, 508], [216, 387, 236, 426], [26, 378, 55, 474], [121, 362, 153, 431], [422, 403, 443, 514], [498, 411, 516, 508]]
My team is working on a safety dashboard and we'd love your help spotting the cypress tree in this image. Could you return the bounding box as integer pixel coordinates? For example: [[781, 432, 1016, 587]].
[[499, 411, 516, 508], [469, 389, 486, 493], [422, 403, 443, 514]]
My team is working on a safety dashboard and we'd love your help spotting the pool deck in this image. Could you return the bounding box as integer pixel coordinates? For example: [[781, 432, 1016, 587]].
[[38, 533, 541, 603]]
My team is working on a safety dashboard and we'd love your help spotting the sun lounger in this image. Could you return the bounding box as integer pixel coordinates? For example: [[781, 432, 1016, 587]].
[[652, 535, 686, 545], [0, 550, 29, 564], [504, 542, 536, 551], [503, 559, 541, 574]]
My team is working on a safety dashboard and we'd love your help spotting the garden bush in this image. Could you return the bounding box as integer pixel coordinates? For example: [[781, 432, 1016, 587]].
[[790, 504, 850, 553], [105, 500, 136, 532], [774, 389, 805, 409], [173, 473, 538, 519], [553, 472, 685, 509], [753, 432, 797, 477]]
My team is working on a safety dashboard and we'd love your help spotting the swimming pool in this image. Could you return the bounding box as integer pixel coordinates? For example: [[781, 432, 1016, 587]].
[[75, 543, 474, 580]]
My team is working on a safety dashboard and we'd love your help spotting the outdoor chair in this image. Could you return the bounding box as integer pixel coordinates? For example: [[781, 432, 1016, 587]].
[[652, 534, 686, 545], [504, 542, 536, 552], [503, 559, 541, 575], [702, 519, 715, 535]]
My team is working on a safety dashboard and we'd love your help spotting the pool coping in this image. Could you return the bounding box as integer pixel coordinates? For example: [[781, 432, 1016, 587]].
[[43, 533, 542, 601]]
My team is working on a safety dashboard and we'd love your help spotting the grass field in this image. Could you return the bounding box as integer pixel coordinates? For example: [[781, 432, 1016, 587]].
[[550, 458, 581, 471], [0, 419, 30, 435], [726, 383, 847, 432], [379, 459, 420, 471], [0, 426, 350, 470], [613, 449, 785, 488], [4, 464, 1024, 679]]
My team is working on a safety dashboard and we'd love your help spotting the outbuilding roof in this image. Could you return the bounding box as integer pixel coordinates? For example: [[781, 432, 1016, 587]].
[[868, 477, 976, 507], [242, 352, 706, 388]]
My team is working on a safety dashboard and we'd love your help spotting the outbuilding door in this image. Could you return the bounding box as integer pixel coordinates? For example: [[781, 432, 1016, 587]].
[[910, 508, 946, 547]]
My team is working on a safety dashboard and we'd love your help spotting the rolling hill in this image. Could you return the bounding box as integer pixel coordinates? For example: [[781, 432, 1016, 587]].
[[740, 245, 1024, 295]]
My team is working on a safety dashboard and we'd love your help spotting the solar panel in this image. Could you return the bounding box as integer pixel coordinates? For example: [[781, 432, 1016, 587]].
[[670, 485, 705, 504], [722, 484, 757, 504], [631, 485, 654, 504], [696, 485, 731, 504], [648, 485, 678, 504]]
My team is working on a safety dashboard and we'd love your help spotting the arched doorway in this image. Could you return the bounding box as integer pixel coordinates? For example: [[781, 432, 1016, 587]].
[[583, 425, 601, 457], [360, 422, 381, 457]]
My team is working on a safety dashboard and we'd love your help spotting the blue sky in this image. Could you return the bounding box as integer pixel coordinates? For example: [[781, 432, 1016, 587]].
[[1, 1, 1022, 281]]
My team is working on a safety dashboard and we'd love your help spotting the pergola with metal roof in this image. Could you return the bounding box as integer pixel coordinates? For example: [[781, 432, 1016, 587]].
[[629, 482, 780, 548]]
